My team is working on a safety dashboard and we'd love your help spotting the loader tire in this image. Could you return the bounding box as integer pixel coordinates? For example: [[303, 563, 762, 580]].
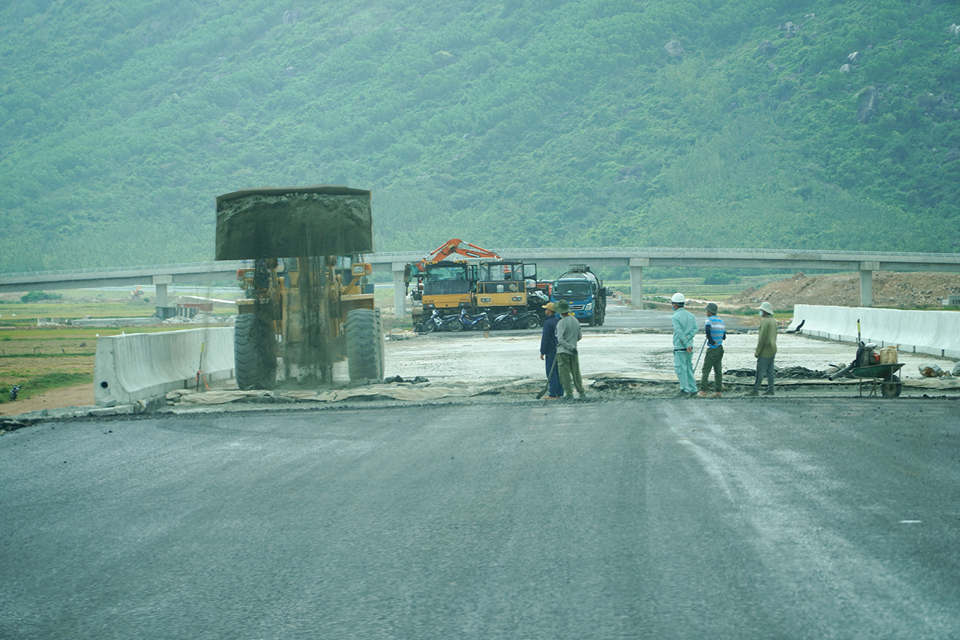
[[234, 312, 277, 390], [347, 308, 385, 382]]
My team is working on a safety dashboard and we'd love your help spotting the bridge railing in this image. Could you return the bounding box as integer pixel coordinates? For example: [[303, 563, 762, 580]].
[[0, 261, 249, 279], [3, 247, 959, 278]]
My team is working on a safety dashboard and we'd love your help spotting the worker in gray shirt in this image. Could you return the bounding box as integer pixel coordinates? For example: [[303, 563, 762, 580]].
[[554, 300, 586, 399]]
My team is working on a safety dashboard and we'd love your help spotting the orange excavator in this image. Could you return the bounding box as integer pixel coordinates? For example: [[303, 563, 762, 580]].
[[410, 239, 501, 274], [406, 239, 500, 318]]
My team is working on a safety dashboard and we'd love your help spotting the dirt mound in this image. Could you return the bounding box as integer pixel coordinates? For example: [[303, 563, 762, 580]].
[[727, 271, 960, 309]]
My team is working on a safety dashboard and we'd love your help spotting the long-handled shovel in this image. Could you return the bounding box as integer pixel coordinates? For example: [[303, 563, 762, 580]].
[[536, 356, 560, 399], [693, 338, 707, 371]]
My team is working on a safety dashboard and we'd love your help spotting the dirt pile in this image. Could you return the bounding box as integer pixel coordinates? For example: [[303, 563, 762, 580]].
[[726, 272, 960, 309]]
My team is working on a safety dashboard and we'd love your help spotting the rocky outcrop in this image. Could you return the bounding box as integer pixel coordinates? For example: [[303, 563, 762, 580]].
[[779, 21, 799, 36], [757, 40, 778, 57], [918, 92, 960, 120], [664, 41, 684, 58], [857, 86, 880, 123]]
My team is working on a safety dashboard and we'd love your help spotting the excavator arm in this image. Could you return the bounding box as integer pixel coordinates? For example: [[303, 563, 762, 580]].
[[414, 239, 501, 272]]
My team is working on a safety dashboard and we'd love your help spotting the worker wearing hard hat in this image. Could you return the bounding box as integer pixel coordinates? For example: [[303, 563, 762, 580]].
[[671, 293, 698, 398]]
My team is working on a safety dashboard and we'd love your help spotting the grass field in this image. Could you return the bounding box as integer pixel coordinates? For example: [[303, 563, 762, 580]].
[[0, 286, 239, 404], [0, 324, 223, 404]]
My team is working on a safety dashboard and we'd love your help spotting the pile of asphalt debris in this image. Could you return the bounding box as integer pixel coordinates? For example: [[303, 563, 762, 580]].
[[723, 366, 825, 379]]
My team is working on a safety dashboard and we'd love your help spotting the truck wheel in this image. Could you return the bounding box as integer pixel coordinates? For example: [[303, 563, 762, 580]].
[[346, 308, 385, 382], [587, 315, 596, 327], [234, 312, 277, 390]]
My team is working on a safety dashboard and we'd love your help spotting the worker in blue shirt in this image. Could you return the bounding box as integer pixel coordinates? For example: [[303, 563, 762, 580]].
[[539, 302, 564, 399], [698, 302, 726, 398]]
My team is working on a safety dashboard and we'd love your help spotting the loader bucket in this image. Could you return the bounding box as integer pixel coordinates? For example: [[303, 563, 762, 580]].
[[215, 185, 373, 260]]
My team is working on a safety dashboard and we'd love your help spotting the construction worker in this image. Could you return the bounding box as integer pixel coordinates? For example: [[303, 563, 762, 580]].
[[539, 302, 563, 399], [746, 301, 778, 396], [698, 302, 725, 398], [671, 292, 697, 398], [555, 300, 586, 399]]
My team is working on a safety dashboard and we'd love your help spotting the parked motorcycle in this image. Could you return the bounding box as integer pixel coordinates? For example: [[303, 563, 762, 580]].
[[440, 313, 463, 332], [9, 384, 21, 401], [448, 308, 490, 332], [491, 310, 515, 330], [514, 310, 541, 329], [417, 309, 447, 333]]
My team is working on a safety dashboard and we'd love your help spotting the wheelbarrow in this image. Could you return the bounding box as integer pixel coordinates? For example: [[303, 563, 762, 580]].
[[850, 363, 904, 398]]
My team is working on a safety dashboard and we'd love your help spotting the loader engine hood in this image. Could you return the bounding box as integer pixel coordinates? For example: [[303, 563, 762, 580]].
[[215, 185, 373, 260]]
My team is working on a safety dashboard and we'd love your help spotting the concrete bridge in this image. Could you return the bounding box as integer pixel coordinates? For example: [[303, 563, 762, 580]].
[[3, 248, 959, 316], [0, 261, 247, 308]]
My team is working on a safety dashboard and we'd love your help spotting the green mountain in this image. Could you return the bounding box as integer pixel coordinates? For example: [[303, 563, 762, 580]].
[[2, 0, 959, 272]]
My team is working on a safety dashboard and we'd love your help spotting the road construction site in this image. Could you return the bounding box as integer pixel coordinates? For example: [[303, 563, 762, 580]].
[[128, 313, 960, 413], [351, 317, 956, 398]]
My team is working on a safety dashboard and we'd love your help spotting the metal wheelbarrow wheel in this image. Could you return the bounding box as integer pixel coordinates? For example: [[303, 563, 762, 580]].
[[881, 374, 901, 398]]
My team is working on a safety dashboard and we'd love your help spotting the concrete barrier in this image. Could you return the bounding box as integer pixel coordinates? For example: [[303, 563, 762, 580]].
[[789, 305, 960, 359], [95, 328, 234, 407]]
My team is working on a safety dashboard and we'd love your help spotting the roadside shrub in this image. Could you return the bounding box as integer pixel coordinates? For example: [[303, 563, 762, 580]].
[[20, 291, 62, 303]]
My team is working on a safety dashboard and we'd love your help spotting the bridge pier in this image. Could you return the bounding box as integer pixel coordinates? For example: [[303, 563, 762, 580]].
[[629, 258, 649, 308], [860, 262, 879, 307], [392, 264, 407, 319], [152, 275, 172, 307]]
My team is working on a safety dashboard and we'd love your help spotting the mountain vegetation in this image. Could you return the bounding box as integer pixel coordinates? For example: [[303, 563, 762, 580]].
[[1, 0, 959, 273]]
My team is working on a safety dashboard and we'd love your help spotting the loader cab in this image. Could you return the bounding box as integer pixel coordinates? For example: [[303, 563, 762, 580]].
[[336, 255, 374, 295]]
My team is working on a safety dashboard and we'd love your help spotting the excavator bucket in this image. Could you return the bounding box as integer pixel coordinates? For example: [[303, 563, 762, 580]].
[[215, 185, 373, 260]]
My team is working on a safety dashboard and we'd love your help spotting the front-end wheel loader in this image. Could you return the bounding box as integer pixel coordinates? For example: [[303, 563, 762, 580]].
[[215, 185, 385, 389]]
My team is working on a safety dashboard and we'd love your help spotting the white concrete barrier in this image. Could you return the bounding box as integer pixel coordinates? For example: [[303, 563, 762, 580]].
[[94, 328, 235, 407], [789, 305, 960, 359]]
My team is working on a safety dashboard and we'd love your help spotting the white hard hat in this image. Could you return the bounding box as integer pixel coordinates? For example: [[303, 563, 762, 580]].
[[671, 292, 685, 304], [758, 301, 774, 315]]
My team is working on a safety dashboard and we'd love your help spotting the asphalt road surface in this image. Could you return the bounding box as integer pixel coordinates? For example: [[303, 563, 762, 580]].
[[3, 399, 959, 639]]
